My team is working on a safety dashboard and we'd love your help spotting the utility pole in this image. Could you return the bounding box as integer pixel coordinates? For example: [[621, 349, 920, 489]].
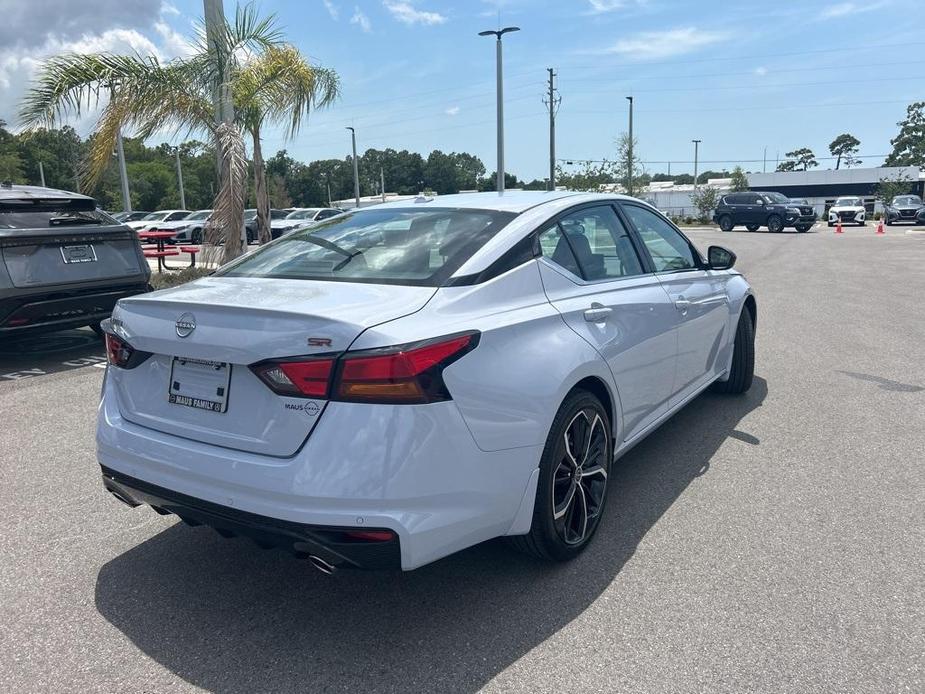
[[116, 128, 131, 212], [479, 26, 520, 194], [380, 166, 386, 203], [544, 68, 559, 191], [692, 139, 702, 190], [763, 146, 767, 174], [175, 148, 186, 210], [346, 126, 360, 208], [626, 96, 634, 196], [38, 162, 46, 188]]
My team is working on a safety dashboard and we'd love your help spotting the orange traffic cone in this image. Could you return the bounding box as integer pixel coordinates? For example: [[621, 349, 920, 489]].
[[876, 219, 885, 234], [835, 219, 843, 234]]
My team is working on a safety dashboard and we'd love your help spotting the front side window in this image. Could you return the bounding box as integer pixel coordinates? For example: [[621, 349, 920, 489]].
[[622, 204, 699, 273], [218, 207, 516, 286], [166, 211, 188, 221]]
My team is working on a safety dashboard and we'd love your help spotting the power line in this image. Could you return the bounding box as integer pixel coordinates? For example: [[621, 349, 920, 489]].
[[558, 153, 893, 165]]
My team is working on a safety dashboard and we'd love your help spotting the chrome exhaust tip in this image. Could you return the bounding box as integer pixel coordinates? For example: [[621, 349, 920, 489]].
[[308, 555, 337, 575]]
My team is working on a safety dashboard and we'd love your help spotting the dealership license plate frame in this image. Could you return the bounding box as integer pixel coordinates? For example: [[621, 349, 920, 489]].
[[60, 244, 97, 264], [168, 357, 232, 413]]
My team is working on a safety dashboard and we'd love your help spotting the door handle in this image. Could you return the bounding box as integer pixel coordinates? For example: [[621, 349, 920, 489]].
[[583, 305, 612, 323], [674, 297, 691, 314]]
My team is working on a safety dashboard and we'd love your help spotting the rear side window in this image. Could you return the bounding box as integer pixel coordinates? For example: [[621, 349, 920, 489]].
[[0, 207, 117, 230], [724, 194, 742, 205], [218, 207, 516, 286], [622, 204, 699, 272], [539, 206, 644, 281]]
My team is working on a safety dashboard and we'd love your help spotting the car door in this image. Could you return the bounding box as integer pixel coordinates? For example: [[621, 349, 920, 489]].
[[620, 202, 731, 405], [536, 204, 679, 443]]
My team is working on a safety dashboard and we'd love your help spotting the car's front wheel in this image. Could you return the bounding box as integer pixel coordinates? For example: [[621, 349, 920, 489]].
[[767, 215, 783, 233], [710, 308, 754, 395], [510, 390, 612, 561]]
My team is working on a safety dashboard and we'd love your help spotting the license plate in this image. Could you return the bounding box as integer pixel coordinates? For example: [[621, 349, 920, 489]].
[[60, 244, 97, 264], [168, 357, 231, 413]]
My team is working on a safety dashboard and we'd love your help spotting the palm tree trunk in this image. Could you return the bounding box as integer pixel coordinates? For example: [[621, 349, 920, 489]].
[[251, 128, 272, 245]]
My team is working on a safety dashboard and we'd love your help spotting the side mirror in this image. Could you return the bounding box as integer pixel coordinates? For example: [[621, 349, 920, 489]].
[[708, 245, 736, 270], [756, 199, 765, 206]]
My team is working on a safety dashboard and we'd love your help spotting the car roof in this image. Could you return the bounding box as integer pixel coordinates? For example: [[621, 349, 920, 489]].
[[0, 184, 94, 202], [368, 190, 626, 214]]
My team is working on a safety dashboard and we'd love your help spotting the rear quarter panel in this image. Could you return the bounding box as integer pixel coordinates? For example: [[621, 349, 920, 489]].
[[351, 260, 621, 452]]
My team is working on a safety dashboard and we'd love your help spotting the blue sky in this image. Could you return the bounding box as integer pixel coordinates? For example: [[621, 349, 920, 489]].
[[2, 0, 922, 181]]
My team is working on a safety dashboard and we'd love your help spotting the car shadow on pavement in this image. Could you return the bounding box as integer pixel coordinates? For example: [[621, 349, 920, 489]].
[[94, 377, 767, 693]]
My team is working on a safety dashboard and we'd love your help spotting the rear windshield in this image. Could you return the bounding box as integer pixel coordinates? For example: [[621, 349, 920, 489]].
[[217, 207, 517, 286], [0, 208, 119, 229]]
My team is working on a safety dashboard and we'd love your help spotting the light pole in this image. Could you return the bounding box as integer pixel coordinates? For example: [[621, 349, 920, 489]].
[[115, 128, 131, 213], [626, 96, 634, 196], [692, 139, 702, 190], [174, 147, 186, 210], [478, 26, 520, 194], [346, 126, 360, 208]]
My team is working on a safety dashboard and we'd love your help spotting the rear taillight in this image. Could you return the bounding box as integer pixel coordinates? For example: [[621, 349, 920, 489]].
[[105, 333, 150, 369], [251, 358, 335, 398], [250, 332, 479, 404], [335, 332, 478, 404]]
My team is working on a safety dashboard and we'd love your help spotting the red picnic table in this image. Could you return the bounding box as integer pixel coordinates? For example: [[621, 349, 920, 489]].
[[136, 230, 200, 272]]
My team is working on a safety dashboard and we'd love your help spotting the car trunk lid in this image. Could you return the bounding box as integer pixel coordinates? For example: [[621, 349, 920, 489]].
[[108, 276, 436, 456]]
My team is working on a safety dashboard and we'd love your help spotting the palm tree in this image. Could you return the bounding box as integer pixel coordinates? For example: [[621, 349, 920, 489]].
[[18, 4, 338, 260], [233, 45, 339, 244]]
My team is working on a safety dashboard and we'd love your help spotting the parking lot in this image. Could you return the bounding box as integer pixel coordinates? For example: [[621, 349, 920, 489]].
[[1, 226, 922, 692]]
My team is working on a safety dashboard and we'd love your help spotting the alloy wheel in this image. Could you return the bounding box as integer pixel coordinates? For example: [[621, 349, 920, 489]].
[[552, 409, 609, 545]]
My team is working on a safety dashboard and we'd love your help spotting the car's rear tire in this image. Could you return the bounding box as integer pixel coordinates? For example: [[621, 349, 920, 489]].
[[89, 321, 105, 338], [746, 224, 759, 232], [767, 215, 783, 233], [718, 215, 734, 232], [508, 390, 612, 561], [710, 308, 755, 395]]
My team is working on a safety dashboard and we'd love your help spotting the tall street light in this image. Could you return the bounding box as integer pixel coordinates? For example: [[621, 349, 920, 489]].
[[626, 96, 634, 197], [692, 139, 702, 190], [346, 126, 360, 208], [478, 26, 520, 194]]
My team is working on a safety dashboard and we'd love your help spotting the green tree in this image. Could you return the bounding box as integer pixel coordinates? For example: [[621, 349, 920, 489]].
[[615, 132, 646, 195], [729, 166, 749, 191], [885, 102, 925, 167], [0, 120, 25, 182], [828, 133, 861, 169], [554, 160, 615, 192], [777, 148, 817, 172], [689, 185, 720, 223], [875, 170, 915, 207]]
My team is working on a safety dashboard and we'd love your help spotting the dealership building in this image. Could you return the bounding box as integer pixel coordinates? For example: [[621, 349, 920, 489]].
[[637, 166, 924, 218]]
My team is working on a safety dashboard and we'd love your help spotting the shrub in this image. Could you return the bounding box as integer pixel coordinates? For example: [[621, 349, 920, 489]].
[[150, 266, 213, 290]]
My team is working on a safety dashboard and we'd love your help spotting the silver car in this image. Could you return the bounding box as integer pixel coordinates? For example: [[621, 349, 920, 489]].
[[0, 184, 150, 338]]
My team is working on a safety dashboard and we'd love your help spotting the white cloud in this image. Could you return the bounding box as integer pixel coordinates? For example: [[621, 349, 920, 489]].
[[445, 106, 460, 116], [586, 0, 646, 14], [350, 6, 372, 32], [383, 1, 447, 26], [322, 0, 339, 20], [160, 1, 180, 16], [154, 21, 195, 58], [601, 27, 729, 60], [819, 1, 888, 19], [754, 66, 767, 76]]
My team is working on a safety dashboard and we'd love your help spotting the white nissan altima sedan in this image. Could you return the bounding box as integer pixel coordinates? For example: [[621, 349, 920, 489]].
[[98, 191, 756, 572]]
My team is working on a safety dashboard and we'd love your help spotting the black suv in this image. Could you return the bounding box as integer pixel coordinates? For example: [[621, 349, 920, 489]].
[[1, 184, 150, 338], [884, 195, 925, 226], [713, 191, 816, 233]]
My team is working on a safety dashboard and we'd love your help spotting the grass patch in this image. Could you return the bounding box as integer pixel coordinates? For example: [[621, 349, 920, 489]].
[[150, 267, 213, 290]]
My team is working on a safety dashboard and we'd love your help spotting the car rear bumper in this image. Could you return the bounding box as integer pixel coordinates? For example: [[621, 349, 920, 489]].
[[101, 465, 403, 570], [96, 378, 543, 570], [0, 283, 150, 336]]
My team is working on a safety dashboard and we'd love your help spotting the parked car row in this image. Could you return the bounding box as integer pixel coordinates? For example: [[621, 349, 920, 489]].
[[883, 195, 925, 226]]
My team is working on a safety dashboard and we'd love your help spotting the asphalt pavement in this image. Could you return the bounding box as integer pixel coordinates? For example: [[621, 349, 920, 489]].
[[1, 224, 922, 693]]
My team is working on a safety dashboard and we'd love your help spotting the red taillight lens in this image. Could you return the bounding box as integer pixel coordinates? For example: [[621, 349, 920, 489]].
[[251, 358, 335, 398], [105, 333, 134, 368], [336, 332, 478, 404], [249, 332, 478, 404]]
